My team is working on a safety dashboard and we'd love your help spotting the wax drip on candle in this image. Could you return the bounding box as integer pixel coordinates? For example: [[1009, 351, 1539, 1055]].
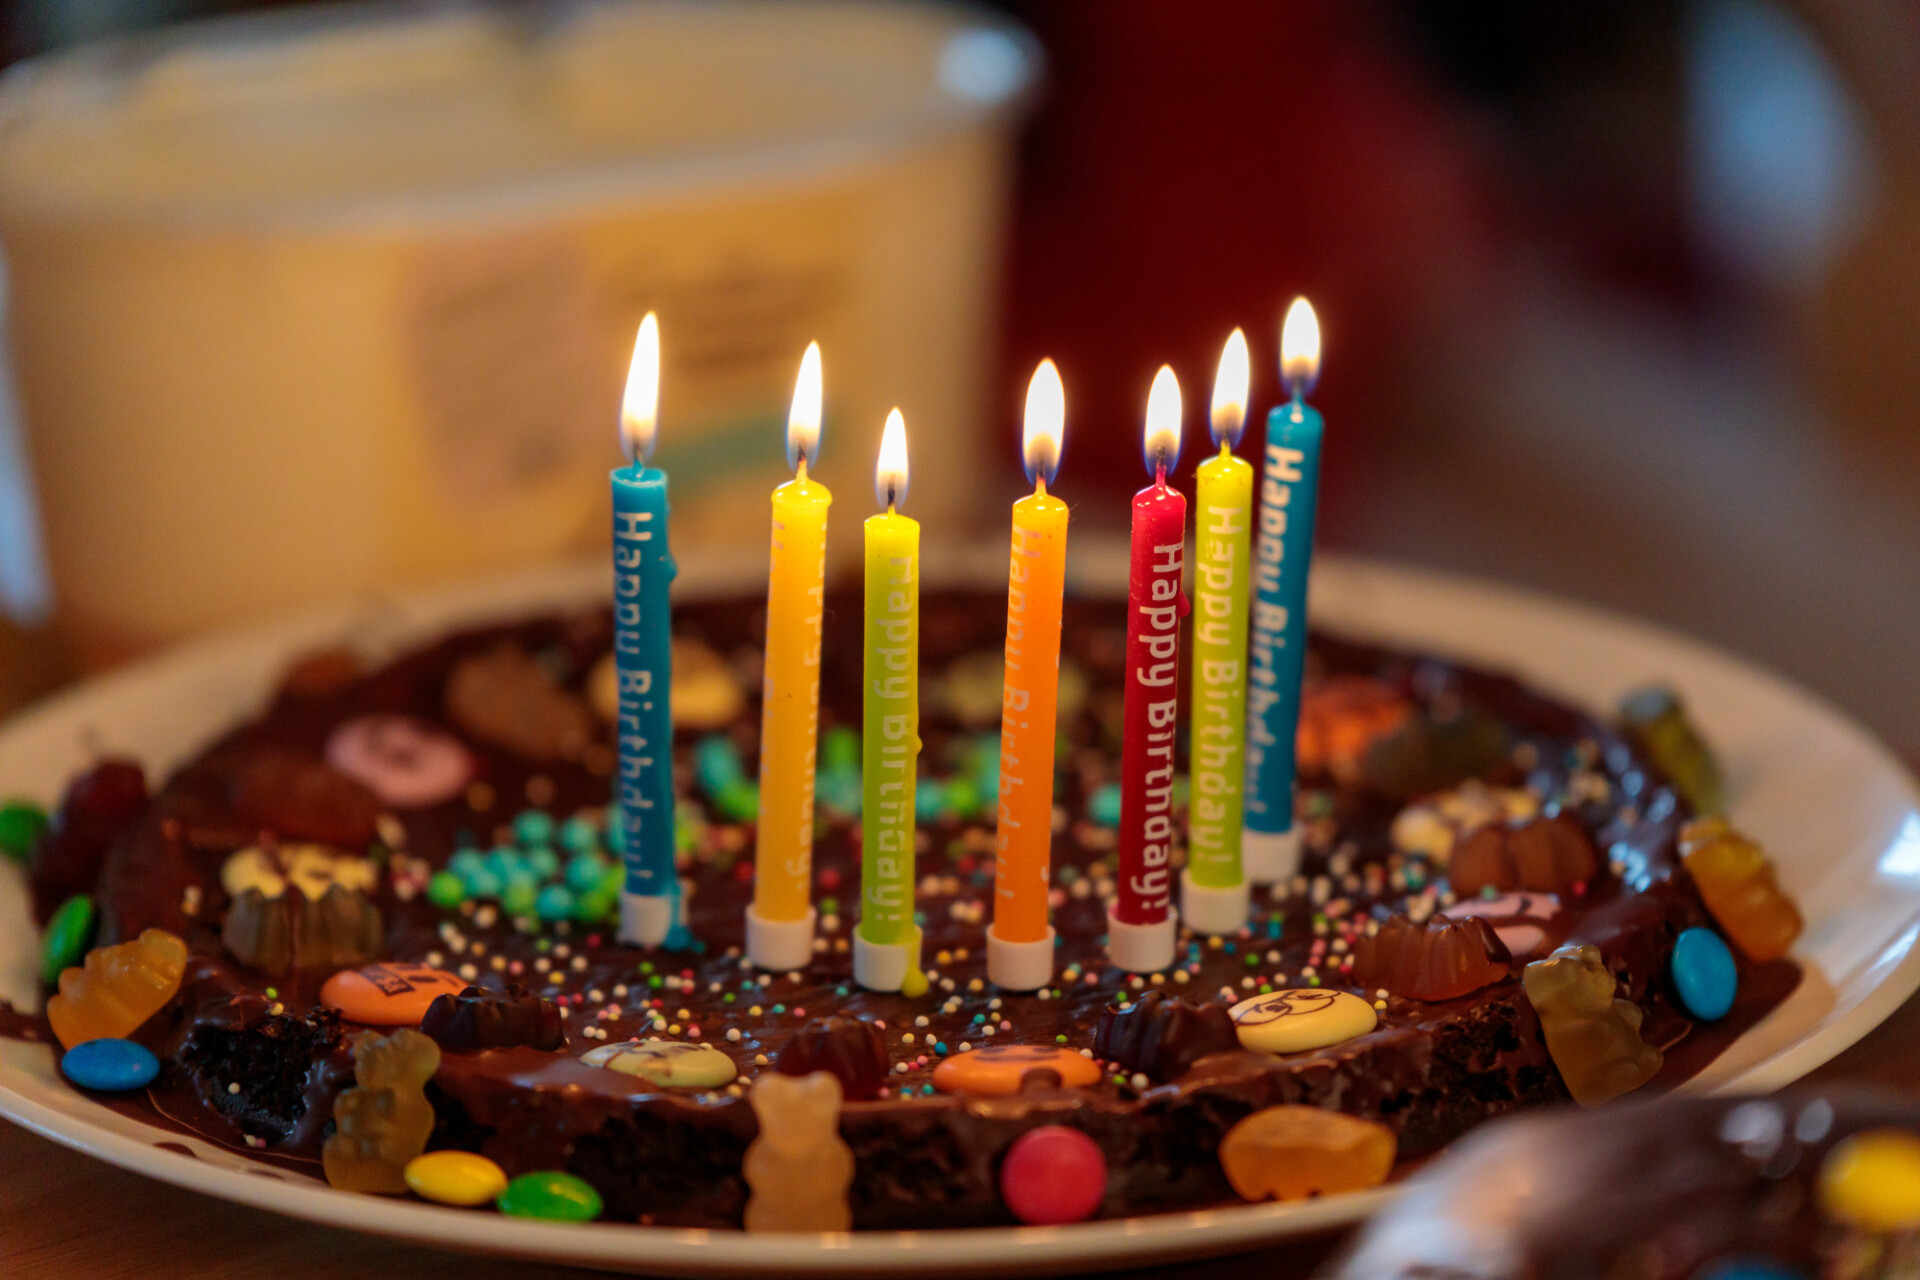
[[1281, 298, 1321, 402], [1211, 327, 1249, 452], [1143, 364, 1183, 480]]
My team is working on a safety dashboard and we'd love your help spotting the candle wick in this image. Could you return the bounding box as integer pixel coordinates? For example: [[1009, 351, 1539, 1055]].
[[1154, 457, 1168, 487], [1219, 440, 1232, 460], [796, 456, 809, 483], [1034, 475, 1048, 500]]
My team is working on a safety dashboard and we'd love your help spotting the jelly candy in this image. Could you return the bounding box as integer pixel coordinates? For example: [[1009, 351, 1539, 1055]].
[[1094, 991, 1239, 1082], [325, 715, 473, 809], [1228, 989, 1378, 1055], [776, 1015, 889, 1100], [231, 750, 381, 850], [1670, 926, 1738, 1021], [1680, 817, 1802, 963], [404, 1150, 508, 1207], [221, 885, 383, 977], [1817, 1128, 1920, 1233], [0, 799, 48, 864], [444, 643, 594, 762], [938, 651, 1006, 728], [1619, 685, 1725, 815], [671, 640, 746, 730], [30, 758, 147, 919], [1351, 914, 1512, 1002], [1522, 944, 1662, 1107], [1389, 782, 1538, 861], [743, 1071, 854, 1232], [931, 1044, 1102, 1097], [581, 1038, 738, 1088], [276, 648, 362, 699], [497, 1170, 603, 1221], [420, 984, 565, 1053], [39, 894, 98, 986], [1218, 1104, 1396, 1201], [61, 1037, 160, 1092], [999, 1126, 1107, 1224], [322, 963, 467, 1026], [1296, 675, 1413, 782], [221, 844, 378, 900], [1451, 813, 1599, 897], [322, 1028, 441, 1194], [46, 928, 189, 1050], [1360, 707, 1509, 802], [1442, 891, 1564, 961]]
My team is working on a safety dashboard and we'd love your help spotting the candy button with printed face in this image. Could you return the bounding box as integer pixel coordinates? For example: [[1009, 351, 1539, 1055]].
[[321, 963, 468, 1026], [1444, 891, 1564, 960], [326, 715, 474, 808], [931, 1044, 1103, 1097], [1229, 989, 1379, 1055], [580, 1038, 738, 1089]]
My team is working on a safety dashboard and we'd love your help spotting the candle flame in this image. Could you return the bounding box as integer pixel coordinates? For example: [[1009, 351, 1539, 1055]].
[[1210, 327, 1249, 449], [1022, 358, 1065, 487], [1280, 297, 1321, 399], [875, 408, 909, 511], [1143, 364, 1182, 477], [620, 312, 660, 466], [787, 341, 823, 473]]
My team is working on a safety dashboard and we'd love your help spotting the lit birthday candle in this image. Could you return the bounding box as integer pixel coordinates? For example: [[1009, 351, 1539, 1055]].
[[1183, 329, 1254, 934], [1244, 298, 1325, 884], [854, 409, 924, 993], [1112, 365, 1187, 974], [749, 342, 830, 971], [611, 314, 679, 947], [987, 359, 1068, 991]]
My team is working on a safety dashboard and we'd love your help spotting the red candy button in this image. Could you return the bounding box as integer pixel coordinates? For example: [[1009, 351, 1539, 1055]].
[[321, 963, 467, 1026], [999, 1126, 1108, 1224]]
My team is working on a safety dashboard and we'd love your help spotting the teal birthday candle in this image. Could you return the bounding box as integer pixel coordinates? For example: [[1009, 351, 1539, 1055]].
[[1244, 299, 1324, 884]]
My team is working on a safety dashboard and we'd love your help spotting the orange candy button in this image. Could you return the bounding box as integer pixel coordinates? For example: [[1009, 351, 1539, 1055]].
[[320, 963, 467, 1026], [931, 1044, 1102, 1097]]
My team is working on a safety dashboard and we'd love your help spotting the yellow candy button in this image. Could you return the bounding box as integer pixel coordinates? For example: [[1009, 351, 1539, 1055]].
[[580, 1038, 738, 1088], [1229, 989, 1379, 1055], [321, 963, 468, 1026], [930, 1044, 1102, 1097], [404, 1150, 508, 1207], [1818, 1129, 1920, 1232]]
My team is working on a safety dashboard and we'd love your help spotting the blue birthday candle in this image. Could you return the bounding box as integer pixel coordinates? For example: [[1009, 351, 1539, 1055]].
[[1243, 298, 1323, 884], [613, 314, 679, 945]]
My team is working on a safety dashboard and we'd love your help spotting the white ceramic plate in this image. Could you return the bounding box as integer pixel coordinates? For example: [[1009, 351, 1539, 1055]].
[[2, 551, 1917, 1276]]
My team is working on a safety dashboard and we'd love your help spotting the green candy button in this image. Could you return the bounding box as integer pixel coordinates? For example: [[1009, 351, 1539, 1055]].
[[0, 801, 48, 863], [41, 895, 98, 986], [497, 1171, 604, 1222]]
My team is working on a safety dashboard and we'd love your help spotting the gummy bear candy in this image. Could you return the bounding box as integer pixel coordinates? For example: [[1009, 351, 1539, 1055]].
[[776, 1015, 889, 1100], [444, 644, 594, 762], [743, 1071, 854, 1232], [1218, 1105, 1397, 1202], [1296, 675, 1413, 782], [1451, 813, 1599, 897], [1521, 944, 1663, 1107], [1679, 817, 1803, 963], [1360, 707, 1510, 803], [230, 749, 381, 849], [221, 885, 383, 978], [1094, 990, 1239, 1082], [46, 928, 189, 1050], [1351, 913, 1513, 1002], [29, 758, 147, 921], [1619, 685, 1725, 815], [322, 1028, 441, 1194]]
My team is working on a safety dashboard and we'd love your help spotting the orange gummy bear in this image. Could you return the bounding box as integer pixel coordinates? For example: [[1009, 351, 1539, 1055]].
[[1296, 676, 1413, 781], [46, 928, 189, 1050], [1218, 1105, 1397, 1202], [1679, 817, 1803, 962]]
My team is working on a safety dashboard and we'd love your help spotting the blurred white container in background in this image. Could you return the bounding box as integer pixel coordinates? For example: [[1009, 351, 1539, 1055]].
[[0, 0, 1037, 663]]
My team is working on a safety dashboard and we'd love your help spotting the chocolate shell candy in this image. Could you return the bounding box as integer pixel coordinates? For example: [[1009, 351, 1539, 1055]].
[[230, 750, 381, 850], [1360, 708, 1510, 802], [1619, 685, 1725, 815], [1451, 813, 1600, 897], [444, 643, 595, 763], [221, 884, 384, 977], [774, 1015, 889, 1101], [420, 984, 565, 1053], [1350, 913, 1513, 1001], [1094, 990, 1241, 1081]]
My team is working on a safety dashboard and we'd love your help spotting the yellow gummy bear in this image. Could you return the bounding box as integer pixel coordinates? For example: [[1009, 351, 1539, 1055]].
[[1679, 817, 1803, 962], [1522, 944, 1663, 1107], [1218, 1105, 1397, 1202], [47, 928, 189, 1050], [322, 1029, 441, 1194], [743, 1071, 854, 1232]]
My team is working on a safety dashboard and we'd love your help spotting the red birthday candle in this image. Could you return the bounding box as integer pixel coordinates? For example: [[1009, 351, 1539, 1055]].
[[1111, 365, 1187, 973]]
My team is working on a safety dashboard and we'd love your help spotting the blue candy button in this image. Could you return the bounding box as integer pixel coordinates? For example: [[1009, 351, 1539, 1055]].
[[1693, 1260, 1809, 1280], [1672, 926, 1738, 1021], [61, 1037, 160, 1092]]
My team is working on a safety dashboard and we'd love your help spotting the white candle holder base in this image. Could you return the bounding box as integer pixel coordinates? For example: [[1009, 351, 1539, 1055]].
[[745, 904, 817, 972], [986, 925, 1056, 991], [852, 925, 922, 993], [1106, 906, 1176, 974], [1180, 868, 1250, 937], [1242, 827, 1303, 885], [618, 891, 677, 947]]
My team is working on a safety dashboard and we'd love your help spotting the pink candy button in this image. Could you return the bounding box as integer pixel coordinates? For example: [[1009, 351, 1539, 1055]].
[[325, 716, 473, 808]]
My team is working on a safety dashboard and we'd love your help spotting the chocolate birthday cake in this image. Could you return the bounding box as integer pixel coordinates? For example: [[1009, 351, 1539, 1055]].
[[6, 588, 1803, 1228]]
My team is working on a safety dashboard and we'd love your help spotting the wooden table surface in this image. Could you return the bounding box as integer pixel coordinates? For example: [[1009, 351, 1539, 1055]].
[[5, 989, 1920, 1280]]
